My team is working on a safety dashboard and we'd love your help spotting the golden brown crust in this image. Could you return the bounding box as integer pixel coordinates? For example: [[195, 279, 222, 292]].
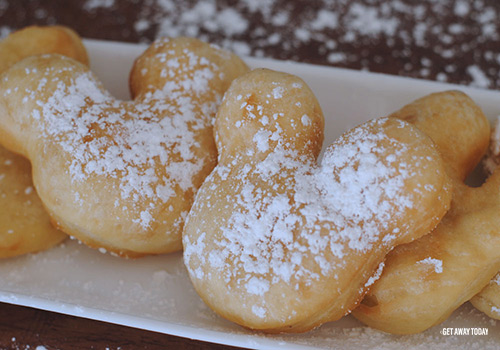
[[0, 26, 88, 74], [0, 146, 67, 258], [183, 69, 451, 332]]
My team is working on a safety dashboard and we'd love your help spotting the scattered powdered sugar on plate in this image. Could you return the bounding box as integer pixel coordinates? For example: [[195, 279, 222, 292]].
[[2, 239, 499, 349]]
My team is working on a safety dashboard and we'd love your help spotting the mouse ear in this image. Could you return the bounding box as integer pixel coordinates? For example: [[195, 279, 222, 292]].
[[0, 25, 89, 73], [0, 55, 102, 159], [389, 90, 490, 181], [215, 68, 324, 163], [129, 37, 248, 102]]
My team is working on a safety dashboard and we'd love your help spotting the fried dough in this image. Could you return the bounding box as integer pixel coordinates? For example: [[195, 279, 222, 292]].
[[183, 69, 451, 332], [352, 91, 499, 334]]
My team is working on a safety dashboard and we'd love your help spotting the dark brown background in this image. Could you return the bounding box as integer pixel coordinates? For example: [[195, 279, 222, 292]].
[[1, 0, 500, 349]]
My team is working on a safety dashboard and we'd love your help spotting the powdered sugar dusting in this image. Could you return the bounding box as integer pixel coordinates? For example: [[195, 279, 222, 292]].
[[185, 116, 440, 300], [252, 305, 267, 319], [365, 261, 385, 288], [417, 257, 443, 274], [40, 75, 205, 217], [17, 41, 224, 230], [246, 276, 270, 296], [492, 273, 500, 286]]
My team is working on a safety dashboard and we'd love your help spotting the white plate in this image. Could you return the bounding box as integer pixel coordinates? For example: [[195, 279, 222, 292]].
[[1, 39, 500, 350]]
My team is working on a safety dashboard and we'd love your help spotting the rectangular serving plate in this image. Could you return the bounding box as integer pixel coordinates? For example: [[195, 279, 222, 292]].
[[1, 39, 499, 350]]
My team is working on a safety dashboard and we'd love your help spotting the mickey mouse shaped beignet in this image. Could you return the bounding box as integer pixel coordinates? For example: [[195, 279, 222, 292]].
[[0, 37, 248, 257], [183, 69, 452, 332]]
